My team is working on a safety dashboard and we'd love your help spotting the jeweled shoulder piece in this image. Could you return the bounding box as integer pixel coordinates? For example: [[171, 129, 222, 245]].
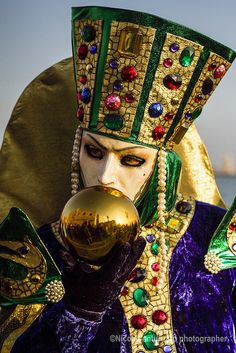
[[72, 6, 235, 149], [0, 208, 63, 306], [205, 196, 236, 274]]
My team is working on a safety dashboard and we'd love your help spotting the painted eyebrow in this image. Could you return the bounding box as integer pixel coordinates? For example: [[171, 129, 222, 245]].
[[86, 133, 146, 152]]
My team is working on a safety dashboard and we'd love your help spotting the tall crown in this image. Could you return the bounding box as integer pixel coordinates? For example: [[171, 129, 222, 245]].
[[72, 6, 235, 148]]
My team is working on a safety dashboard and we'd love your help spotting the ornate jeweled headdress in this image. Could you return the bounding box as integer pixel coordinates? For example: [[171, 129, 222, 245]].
[[71, 6, 235, 149]]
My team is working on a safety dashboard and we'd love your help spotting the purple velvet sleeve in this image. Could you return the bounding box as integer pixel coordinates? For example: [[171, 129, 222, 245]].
[[12, 301, 101, 353]]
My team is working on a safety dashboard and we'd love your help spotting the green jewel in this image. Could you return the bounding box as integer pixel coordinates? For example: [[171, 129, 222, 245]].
[[151, 243, 159, 255], [142, 330, 159, 350], [104, 114, 124, 131], [179, 46, 195, 67], [133, 288, 150, 307], [81, 25, 96, 42], [191, 107, 202, 120]]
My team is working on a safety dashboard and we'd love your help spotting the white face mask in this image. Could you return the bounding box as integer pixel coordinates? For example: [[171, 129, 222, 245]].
[[79, 131, 158, 202]]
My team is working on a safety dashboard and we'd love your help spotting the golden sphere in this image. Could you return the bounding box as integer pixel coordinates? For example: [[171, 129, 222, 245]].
[[60, 186, 140, 264]]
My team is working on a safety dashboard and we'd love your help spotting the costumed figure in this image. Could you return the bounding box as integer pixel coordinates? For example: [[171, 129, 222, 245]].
[[0, 6, 236, 353]]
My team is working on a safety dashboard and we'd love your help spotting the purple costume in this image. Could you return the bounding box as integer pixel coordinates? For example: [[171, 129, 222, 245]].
[[12, 201, 236, 352]]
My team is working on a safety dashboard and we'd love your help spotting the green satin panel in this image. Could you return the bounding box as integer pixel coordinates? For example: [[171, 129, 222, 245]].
[[0, 208, 61, 306], [208, 197, 236, 270], [135, 150, 181, 225]]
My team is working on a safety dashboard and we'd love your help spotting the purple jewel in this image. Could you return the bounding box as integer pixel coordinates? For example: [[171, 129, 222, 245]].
[[146, 234, 156, 243], [163, 346, 172, 353], [169, 42, 180, 53], [90, 44, 97, 54], [232, 244, 236, 251], [18, 246, 29, 255], [109, 58, 119, 69], [113, 79, 124, 91], [185, 112, 192, 120]]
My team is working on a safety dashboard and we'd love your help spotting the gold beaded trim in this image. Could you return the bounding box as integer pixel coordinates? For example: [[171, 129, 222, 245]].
[[120, 194, 195, 353], [137, 33, 203, 147], [170, 52, 231, 144], [226, 212, 236, 255], [96, 21, 156, 137], [74, 20, 103, 127]]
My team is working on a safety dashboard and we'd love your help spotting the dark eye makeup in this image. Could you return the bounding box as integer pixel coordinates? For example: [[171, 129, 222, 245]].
[[121, 155, 145, 167], [84, 144, 146, 167], [85, 144, 104, 159]]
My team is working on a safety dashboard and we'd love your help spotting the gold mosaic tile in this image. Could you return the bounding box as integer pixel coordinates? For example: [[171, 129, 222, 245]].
[[170, 52, 231, 144], [74, 20, 103, 127], [97, 21, 156, 137], [120, 194, 195, 353], [137, 33, 203, 147]]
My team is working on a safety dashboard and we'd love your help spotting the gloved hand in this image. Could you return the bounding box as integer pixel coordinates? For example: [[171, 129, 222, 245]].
[[61, 237, 146, 321]]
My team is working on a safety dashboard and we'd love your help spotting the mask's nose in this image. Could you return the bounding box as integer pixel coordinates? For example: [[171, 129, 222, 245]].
[[97, 153, 118, 186]]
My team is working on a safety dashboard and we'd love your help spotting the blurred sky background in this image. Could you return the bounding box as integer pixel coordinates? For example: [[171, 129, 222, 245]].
[[0, 0, 236, 171]]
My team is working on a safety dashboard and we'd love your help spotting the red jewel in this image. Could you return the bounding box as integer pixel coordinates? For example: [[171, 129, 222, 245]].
[[105, 94, 121, 111], [152, 310, 168, 325], [163, 58, 173, 68], [214, 64, 226, 79], [163, 74, 182, 90], [229, 222, 236, 231], [144, 223, 153, 228], [151, 262, 159, 272], [78, 44, 88, 60], [120, 286, 129, 296], [151, 276, 158, 286], [121, 66, 138, 82], [164, 112, 174, 121], [208, 62, 217, 71], [131, 314, 147, 329], [194, 95, 203, 103], [152, 126, 165, 140], [77, 107, 84, 121], [125, 91, 135, 103], [79, 75, 87, 84]]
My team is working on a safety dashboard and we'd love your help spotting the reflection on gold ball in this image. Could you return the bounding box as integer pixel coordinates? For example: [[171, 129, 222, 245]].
[[60, 186, 140, 264]]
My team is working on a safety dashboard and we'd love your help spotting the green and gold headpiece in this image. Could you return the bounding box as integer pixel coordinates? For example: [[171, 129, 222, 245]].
[[72, 6, 235, 148]]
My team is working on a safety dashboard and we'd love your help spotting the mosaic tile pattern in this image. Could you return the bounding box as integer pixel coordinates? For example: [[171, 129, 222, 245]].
[[120, 194, 195, 353]]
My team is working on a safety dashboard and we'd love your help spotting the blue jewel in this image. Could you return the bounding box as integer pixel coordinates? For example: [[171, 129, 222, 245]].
[[80, 88, 91, 104], [90, 44, 97, 54], [109, 58, 119, 69], [113, 79, 124, 91], [148, 102, 163, 118], [169, 42, 180, 53], [163, 345, 172, 353]]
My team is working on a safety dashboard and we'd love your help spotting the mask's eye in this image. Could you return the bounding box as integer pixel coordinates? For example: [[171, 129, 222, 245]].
[[85, 144, 104, 159], [121, 155, 145, 167]]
